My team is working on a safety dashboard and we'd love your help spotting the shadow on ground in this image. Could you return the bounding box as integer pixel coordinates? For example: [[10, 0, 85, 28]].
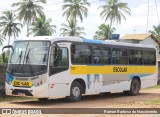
[[9, 92, 159, 107]]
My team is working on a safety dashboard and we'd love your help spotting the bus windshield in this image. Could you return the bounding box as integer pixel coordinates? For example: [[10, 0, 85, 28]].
[[7, 41, 50, 76]]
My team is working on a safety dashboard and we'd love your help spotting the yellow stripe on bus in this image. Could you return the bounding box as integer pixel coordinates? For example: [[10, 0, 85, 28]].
[[70, 66, 156, 74]]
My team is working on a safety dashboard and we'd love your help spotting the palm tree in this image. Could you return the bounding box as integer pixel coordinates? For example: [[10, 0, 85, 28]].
[[0, 36, 5, 46], [0, 10, 22, 45], [99, 0, 131, 38], [12, 0, 46, 37], [62, 0, 90, 22], [149, 24, 160, 39], [60, 19, 85, 36], [93, 24, 116, 40], [30, 15, 56, 36]]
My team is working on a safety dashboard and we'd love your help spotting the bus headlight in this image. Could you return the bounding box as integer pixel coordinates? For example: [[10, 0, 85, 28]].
[[33, 75, 47, 87]]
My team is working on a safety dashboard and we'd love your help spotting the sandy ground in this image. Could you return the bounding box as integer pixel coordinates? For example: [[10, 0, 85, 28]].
[[0, 89, 159, 117]]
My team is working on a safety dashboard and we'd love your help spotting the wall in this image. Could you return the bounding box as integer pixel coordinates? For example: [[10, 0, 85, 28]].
[[140, 37, 159, 50]]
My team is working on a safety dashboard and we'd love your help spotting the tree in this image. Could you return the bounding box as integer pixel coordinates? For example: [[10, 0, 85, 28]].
[[12, 0, 46, 37], [149, 24, 160, 39], [99, 0, 131, 38], [0, 36, 5, 46], [30, 15, 56, 36], [0, 10, 22, 45], [93, 24, 116, 40], [60, 19, 85, 36], [62, 0, 90, 22], [0, 50, 9, 64]]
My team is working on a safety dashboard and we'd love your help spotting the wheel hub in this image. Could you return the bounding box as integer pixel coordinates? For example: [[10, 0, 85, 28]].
[[72, 86, 80, 99]]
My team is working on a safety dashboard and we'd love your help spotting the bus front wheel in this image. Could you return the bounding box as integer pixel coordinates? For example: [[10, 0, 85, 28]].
[[67, 81, 82, 102]]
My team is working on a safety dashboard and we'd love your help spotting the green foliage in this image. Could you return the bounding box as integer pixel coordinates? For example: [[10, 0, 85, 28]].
[[62, 0, 90, 22], [93, 24, 116, 40], [149, 25, 160, 39], [99, 0, 131, 25], [12, 0, 46, 36], [144, 98, 160, 105], [0, 10, 22, 45], [30, 15, 56, 36], [0, 36, 5, 46], [60, 19, 85, 36], [0, 51, 9, 64]]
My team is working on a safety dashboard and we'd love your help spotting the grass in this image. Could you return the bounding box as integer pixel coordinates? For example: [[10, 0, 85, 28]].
[[0, 96, 36, 102], [144, 98, 160, 105], [142, 84, 160, 90]]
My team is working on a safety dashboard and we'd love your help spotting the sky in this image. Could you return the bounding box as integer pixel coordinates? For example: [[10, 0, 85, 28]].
[[0, 0, 160, 50]]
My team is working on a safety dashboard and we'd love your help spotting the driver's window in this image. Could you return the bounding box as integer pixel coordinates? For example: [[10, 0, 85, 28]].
[[49, 45, 69, 75]]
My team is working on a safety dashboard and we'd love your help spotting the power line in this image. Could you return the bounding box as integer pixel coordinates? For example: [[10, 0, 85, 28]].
[[146, 0, 150, 36], [155, 0, 160, 25]]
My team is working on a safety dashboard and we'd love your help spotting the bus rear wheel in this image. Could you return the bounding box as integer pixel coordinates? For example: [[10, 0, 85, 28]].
[[67, 81, 82, 102], [124, 78, 140, 96]]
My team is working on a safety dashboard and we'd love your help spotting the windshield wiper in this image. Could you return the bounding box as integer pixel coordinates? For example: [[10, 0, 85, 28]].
[[25, 48, 34, 75], [26, 48, 30, 63], [11, 51, 22, 75]]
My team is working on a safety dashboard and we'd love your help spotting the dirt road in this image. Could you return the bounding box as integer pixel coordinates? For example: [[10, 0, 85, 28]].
[[0, 89, 160, 117]]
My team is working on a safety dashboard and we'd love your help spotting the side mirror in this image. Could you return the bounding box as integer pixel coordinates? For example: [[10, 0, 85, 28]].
[[2, 45, 14, 53], [2, 45, 13, 63]]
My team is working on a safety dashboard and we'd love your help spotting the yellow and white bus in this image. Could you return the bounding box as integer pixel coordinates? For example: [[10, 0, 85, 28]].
[[3, 36, 158, 102]]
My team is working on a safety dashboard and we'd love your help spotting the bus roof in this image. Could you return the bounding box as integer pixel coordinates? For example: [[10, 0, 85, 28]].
[[15, 36, 157, 49]]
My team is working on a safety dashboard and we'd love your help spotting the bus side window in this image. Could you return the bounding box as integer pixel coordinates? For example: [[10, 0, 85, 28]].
[[112, 48, 128, 65], [129, 49, 142, 65], [143, 50, 156, 65], [93, 46, 111, 64], [71, 44, 91, 64]]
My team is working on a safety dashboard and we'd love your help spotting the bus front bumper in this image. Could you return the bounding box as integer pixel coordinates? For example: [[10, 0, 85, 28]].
[[5, 82, 49, 98]]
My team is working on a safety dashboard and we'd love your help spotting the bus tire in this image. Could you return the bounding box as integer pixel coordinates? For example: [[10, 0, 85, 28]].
[[67, 81, 82, 102], [129, 78, 140, 96], [38, 98, 48, 102]]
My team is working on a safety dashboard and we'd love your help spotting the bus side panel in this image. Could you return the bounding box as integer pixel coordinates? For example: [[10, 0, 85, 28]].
[[109, 81, 131, 92], [140, 73, 157, 89], [48, 71, 70, 99]]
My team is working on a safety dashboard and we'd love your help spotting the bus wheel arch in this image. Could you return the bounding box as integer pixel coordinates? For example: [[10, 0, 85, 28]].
[[124, 76, 141, 96], [72, 78, 86, 94], [67, 78, 86, 102]]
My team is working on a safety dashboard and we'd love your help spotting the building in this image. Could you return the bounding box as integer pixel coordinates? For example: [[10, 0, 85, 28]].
[[120, 33, 160, 53]]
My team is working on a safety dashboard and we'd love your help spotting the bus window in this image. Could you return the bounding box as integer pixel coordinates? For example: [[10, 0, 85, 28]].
[[112, 48, 128, 65], [50, 46, 69, 75], [71, 44, 91, 64], [129, 49, 142, 65], [143, 50, 156, 65], [93, 46, 110, 64]]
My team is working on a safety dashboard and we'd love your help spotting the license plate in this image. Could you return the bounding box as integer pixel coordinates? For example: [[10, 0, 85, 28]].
[[12, 80, 32, 87], [18, 92, 25, 96]]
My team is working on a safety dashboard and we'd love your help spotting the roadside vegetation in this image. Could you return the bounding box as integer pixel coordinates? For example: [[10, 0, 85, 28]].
[[0, 95, 36, 102]]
